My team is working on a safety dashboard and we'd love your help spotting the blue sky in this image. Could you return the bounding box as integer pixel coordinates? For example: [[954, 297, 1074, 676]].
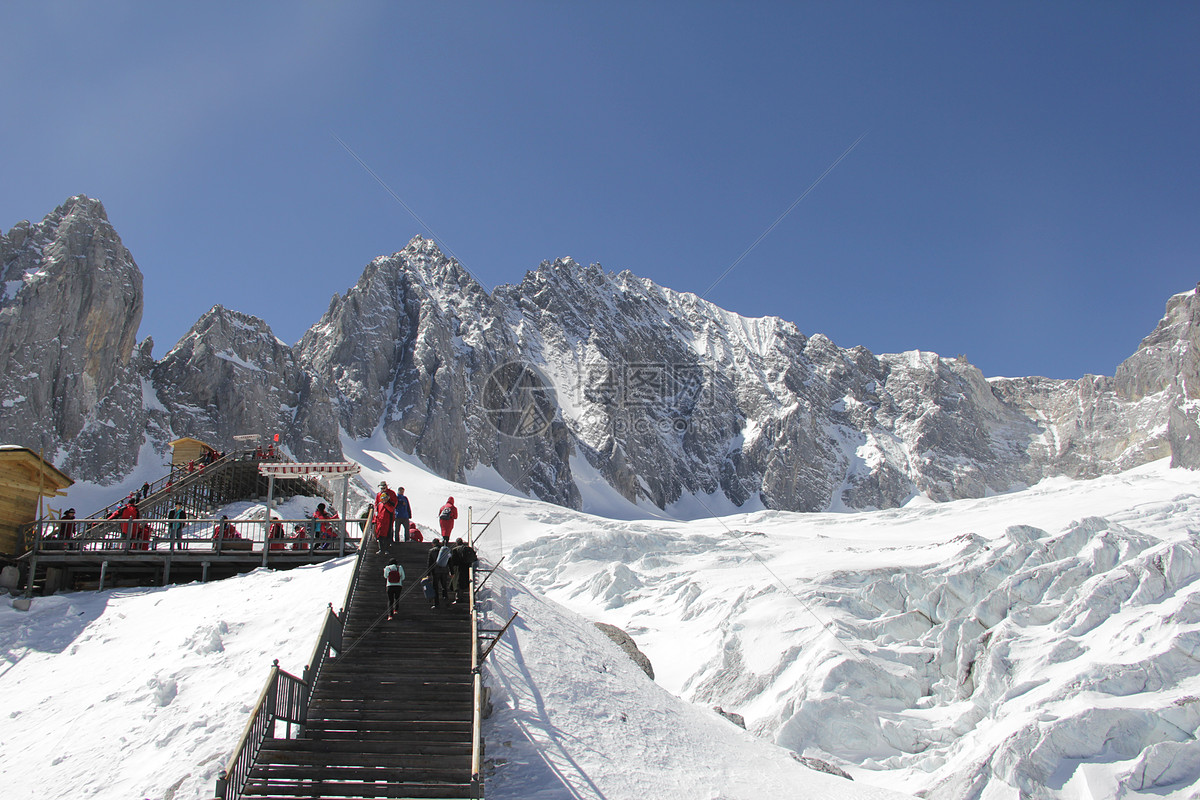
[[3, 2, 1197, 379]]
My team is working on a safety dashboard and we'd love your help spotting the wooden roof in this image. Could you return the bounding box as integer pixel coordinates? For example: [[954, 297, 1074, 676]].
[[0, 446, 74, 497], [168, 437, 217, 451]]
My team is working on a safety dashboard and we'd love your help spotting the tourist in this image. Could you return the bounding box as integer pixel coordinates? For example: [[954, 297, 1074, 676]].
[[438, 496, 458, 542], [384, 558, 405, 620]]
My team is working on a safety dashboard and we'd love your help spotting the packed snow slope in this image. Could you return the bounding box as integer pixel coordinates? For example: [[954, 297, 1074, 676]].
[[0, 497, 906, 798], [6, 446, 1200, 799], [348, 446, 1200, 799]]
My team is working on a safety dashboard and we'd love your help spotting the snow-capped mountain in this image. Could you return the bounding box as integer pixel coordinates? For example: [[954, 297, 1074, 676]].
[[2, 195, 1197, 515]]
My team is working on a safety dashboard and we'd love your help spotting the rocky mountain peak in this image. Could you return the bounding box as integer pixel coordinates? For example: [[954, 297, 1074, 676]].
[[152, 303, 339, 462], [1115, 285, 1200, 402], [0, 194, 144, 480], [3, 196, 1199, 512]]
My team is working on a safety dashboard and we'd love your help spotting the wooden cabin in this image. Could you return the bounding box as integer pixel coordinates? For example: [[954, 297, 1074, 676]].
[[0, 446, 73, 559], [169, 437, 218, 469]]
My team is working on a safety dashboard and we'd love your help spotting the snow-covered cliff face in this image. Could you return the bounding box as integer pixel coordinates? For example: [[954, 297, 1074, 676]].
[[295, 239, 580, 507], [0, 199, 342, 483], [295, 245, 1049, 512], [0, 196, 147, 480], [152, 305, 341, 462], [2, 196, 1197, 511]]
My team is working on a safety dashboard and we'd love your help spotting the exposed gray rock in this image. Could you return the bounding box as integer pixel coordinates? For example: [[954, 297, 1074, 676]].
[[1169, 406, 1200, 470], [5, 197, 1200, 516], [712, 706, 746, 728], [0, 196, 146, 483], [594, 621, 654, 679], [789, 752, 853, 781], [296, 240, 580, 508], [151, 305, 340, 461]]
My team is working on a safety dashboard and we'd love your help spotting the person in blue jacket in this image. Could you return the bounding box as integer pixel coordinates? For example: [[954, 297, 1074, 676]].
[[395, 486, 412, 542]]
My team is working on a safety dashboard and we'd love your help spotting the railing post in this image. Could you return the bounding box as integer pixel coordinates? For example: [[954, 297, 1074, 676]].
[[470, 563, 483, 791], [266, 660, 280, 740], [23, 521, 42, 598], [262, 474, 275, 568], [338, 475, 349, 557]]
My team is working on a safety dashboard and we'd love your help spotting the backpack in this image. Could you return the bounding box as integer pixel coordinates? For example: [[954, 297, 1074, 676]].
[[439, 505, 454, 521], [436, 546, 451, 568], [386, 566, 402, 584]]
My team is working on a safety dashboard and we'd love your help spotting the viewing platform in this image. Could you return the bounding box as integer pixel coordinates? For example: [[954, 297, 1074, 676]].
[[17, 448, 364, 592]]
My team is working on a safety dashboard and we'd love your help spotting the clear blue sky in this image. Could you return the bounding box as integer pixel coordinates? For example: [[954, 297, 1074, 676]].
[[3, 2, 1197, 379]]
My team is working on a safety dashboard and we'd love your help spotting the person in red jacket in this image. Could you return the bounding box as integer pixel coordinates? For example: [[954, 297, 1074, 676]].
[[268, 519, 287, 550], [408, 521, 424, 543], [438, 497, 458, 542], [374, 482, 397, 552], [118, 499, 142, 550], [212, 515, 241, 540], [312, 503, 339, 549]]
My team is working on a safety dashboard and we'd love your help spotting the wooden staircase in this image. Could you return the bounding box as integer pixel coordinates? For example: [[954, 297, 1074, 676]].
[[242, 541, 477, 799]]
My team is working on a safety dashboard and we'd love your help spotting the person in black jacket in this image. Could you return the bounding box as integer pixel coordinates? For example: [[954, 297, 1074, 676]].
[[427, 541, 452, 606], [451, 538, 478, 604]]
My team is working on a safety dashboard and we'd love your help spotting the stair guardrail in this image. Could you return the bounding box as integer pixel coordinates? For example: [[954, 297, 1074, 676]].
[[214, 660, 308, 800], [470, 563, 484, 798], [213, 510, 374, 800], [300, 604, 343, 709], [27, 448, 333, 552], [28, 516, 360, 557], [338, 506, 373, 615]]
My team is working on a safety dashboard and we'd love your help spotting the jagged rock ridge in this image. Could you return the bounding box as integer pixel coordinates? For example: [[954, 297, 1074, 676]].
[[2, 196, 1198, 513]]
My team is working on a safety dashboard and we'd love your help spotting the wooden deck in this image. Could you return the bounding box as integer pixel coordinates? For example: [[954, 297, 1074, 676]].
[[29, 542, 359, 589]]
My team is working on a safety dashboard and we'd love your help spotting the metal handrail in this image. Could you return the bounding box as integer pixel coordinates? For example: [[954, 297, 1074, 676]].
[[301, 605, 343, 705], [470, 562, 483, 798], [29, 516, 362, 555], [215, 660, 308, 800], [33, 448, 330, 546], [338, 506, 373, 616], [213, 512, 378, 800], [84, 449, 251, 524]]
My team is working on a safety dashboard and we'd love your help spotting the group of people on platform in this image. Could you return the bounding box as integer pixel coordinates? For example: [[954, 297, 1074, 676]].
[[46, 475, 478, 563]]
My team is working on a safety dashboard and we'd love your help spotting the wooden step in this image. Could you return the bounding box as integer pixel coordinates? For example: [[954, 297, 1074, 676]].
[[233, 533, 477, 800], [242, 779, 475, 799], [266, 739, 471, 756], [303, 727, 470, 743], [251, 752, 471, 774]]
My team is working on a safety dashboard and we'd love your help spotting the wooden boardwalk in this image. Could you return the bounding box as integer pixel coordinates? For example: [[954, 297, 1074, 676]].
[[242, 541, 478, 800], [21, 450, 348, 591]]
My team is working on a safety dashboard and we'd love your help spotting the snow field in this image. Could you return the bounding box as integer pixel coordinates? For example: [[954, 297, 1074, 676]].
[[479, 566, 911, 800], [10, 441, 1200, 799], [501, 460, 1200, 798], [0, 558, 355, 800]]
